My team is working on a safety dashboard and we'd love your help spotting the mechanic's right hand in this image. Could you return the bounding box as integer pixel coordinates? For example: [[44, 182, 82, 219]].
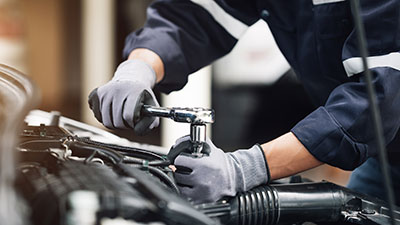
[[88, 59, 160, 135], [169, 136, 269, 204]]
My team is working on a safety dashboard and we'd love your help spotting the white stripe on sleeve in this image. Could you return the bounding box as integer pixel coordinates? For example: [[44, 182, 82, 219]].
[[190, 0, 248, 39], [343, 52, 400, 77], [312, 0, 345, 5]]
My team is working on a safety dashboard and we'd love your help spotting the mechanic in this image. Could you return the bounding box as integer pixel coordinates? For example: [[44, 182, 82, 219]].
[[89, 0, 400, 204]]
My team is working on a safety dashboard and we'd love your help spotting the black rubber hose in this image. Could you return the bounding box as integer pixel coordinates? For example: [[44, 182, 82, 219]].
[[211, 183, 343, 225], [197, 182, 400, 225], [126, 163, 180, 194], [349, 1, 396, 224], [147, 166, 180, 194]]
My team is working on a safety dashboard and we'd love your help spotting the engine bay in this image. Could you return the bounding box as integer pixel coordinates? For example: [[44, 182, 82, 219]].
[[1, 64, 399, 225], [15, 110, 400, 225]]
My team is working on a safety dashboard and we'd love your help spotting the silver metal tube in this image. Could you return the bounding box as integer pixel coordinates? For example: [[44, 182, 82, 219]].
[[190, 124, 206, 155], [142, 105, 171, 118]]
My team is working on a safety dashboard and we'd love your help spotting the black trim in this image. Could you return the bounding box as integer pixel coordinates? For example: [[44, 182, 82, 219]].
[[255, 143, 271, 184]]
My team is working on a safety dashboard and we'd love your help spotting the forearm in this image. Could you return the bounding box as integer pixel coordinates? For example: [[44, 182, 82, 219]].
[[128, 48, 165, 83], [261, 132, 323, 180]]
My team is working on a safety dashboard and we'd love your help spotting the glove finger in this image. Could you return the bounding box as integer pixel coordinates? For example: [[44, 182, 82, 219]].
[[134, 117, 157, 135], [98, 88, 115, 129], [148, 117, 160, 130], [172, 136, 211, 156], [146, 88, 160, 107], [178, 185, 208, 204], [88, 88, 102, 123], [174, 166, 210, 189], [134, 89, 149, 124], [177, 185, 196, 202], [175, 163, 193, 174], [122, 93, 137, 129], [200, 141, 211, 156], [174, 151, 211, 167], [133, 90, 159, 135], [167, 139, 192, 163], [173, 135, 191, 147], [205, 137, 218, 150], [109, 82, 135, 129], [112, 97, 131, 129], [173, 171, 193, 186]]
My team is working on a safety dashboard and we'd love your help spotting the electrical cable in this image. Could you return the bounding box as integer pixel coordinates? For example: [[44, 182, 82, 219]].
[[349, 1, 396, 224], [67, 141, 124, 165], [70, 139, 178, 193], [30, 137, 177, 194], [123, 157, 171, 167], [73, 137, 165, 161], [84, 150, 97, 164]]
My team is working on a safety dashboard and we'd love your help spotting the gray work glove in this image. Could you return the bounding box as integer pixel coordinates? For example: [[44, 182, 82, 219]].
[[171, 136, 270, 204], [88, 59, 160, 134]]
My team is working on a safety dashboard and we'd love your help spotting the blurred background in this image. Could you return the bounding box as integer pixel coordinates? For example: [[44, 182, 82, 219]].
[[0, 0, 350, 185]]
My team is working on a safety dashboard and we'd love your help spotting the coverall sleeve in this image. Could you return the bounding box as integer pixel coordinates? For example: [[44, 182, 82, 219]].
[[291, 0, 400, 170], [123, 0, 259, 93]]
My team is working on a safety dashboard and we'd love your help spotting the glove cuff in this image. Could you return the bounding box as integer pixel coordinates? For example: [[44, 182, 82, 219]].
[[112, 59, 156, 88], [255, 144, 271, 184], [230, 145, 270, 192]]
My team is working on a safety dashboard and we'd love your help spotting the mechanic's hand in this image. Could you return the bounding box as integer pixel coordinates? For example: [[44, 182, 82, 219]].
[[88, 59, 160, 134], [170, 136, 269, 204]]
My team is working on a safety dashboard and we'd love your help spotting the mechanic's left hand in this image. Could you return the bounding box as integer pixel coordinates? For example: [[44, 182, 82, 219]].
[[170, 137, 269, 204]]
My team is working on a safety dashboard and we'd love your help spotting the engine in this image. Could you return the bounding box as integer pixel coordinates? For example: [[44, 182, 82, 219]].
[[14, 111, 400, 225], [16, 111, 215, 225]]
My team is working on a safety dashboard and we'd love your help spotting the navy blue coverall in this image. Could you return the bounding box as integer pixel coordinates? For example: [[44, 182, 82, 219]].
[[123, 0, 400, 204]]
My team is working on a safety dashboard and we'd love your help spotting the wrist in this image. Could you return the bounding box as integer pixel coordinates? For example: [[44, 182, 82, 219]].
[[113, 59, 156, 88], [230, 145, 269, 192], [255, 144, 271, 184], [261, 132, 323, 180], [128, 48, 165, 83]]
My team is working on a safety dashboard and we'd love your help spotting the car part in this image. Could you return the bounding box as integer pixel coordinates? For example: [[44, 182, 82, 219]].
[[197, 182, 400, 225], [16, 118, 216, 225], [16, 113, 400, 225]]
